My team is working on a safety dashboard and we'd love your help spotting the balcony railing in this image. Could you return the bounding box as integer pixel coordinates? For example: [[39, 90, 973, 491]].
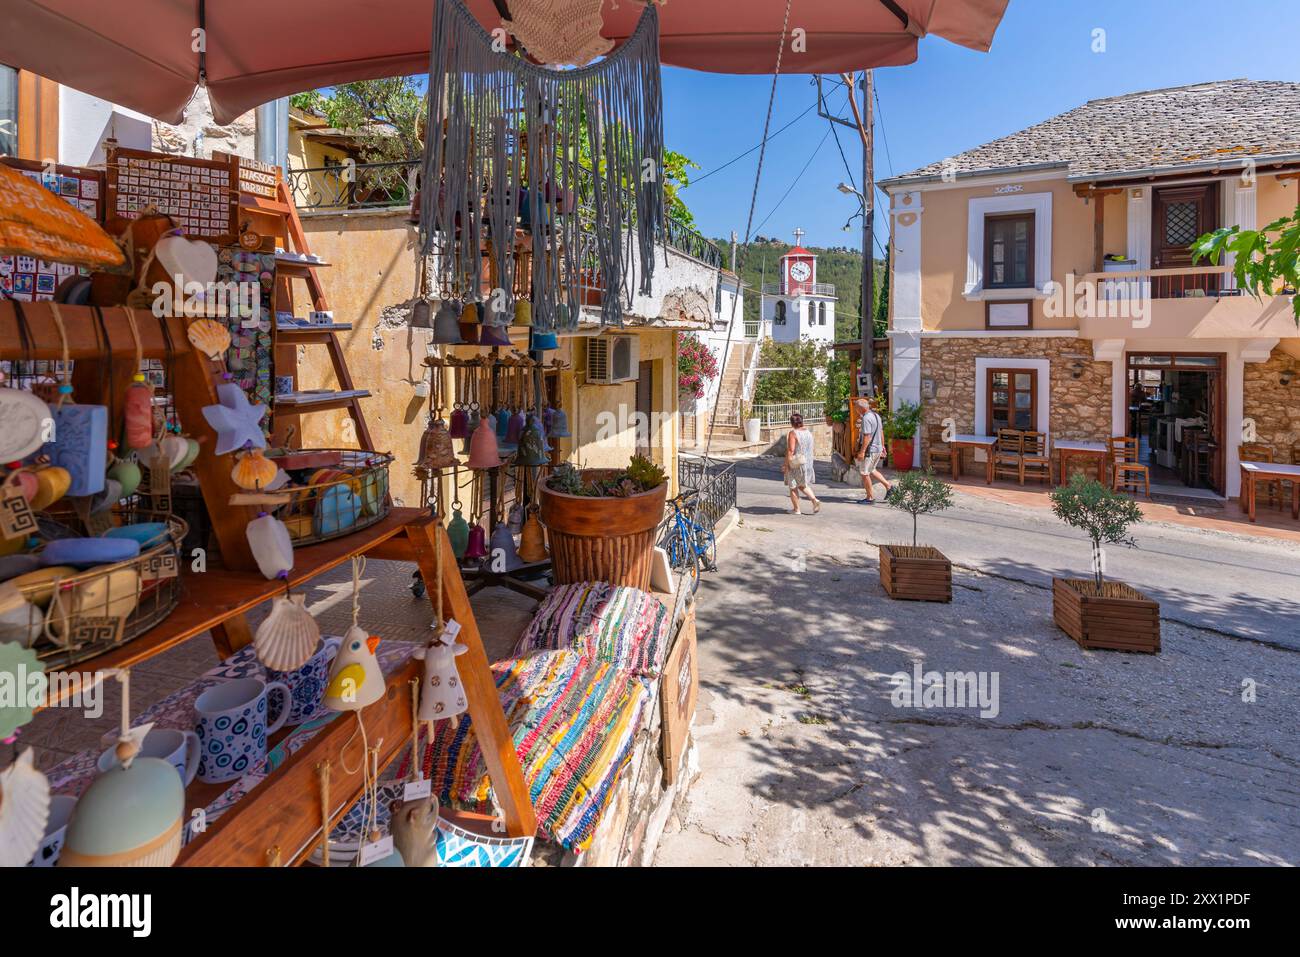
[[761, 282, 836, 296], [288, 159, 721, 269], [752, 401, 825, 427]]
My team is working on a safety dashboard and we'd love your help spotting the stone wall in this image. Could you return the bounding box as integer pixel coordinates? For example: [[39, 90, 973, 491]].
[[1244, 345, 1300, 458], [919, 336, 1112, 453]]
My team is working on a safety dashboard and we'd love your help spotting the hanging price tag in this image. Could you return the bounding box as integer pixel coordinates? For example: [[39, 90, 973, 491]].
[[439, 619, 462, 642], [358, 834, 394, 867], [403, 778, 432, 802], [142, 453, 172, 514], [140, 549, 179, 583], [0, 482, 38, 541]]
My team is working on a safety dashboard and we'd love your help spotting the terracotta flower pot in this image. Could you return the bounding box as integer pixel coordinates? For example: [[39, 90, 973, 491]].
[[539, 469, 667, 589]]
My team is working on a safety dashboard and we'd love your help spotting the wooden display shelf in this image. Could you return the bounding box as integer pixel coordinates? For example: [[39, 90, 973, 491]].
[[43, 508, 425, 707], [276, 323, 354, 343], [272, 389, 371, 413]]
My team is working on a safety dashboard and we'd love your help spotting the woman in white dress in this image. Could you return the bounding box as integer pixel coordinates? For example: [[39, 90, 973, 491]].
[[784, 412, 820, 515]]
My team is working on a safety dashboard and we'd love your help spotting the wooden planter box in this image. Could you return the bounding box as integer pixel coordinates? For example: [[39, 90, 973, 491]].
[[1052, 578, 1161, 653], [879, 544, 951, 602], [539, 470, 667, 590]]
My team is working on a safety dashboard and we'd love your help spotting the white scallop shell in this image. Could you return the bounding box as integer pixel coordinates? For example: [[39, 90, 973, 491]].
[[253, 593, 320, 672], [0, 749, 51, 868]]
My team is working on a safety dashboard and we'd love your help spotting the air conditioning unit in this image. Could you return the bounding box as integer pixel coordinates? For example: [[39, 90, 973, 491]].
[[587, 333, 639, 384]]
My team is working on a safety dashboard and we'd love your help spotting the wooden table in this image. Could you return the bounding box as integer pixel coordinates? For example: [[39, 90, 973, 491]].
[[1239, 461, 1300, 522], [950, 434, 997, 484], [1055, 439, 1108, 486]]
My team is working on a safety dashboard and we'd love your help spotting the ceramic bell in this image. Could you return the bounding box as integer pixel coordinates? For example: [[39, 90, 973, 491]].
[[505, 410, 526, 445], [0, 749, 50, 868], [489, 523, 521, 571], [415, 638, 469, 722], [418, 417, 457, 470], [253, 593, 320, 672], [494, 408, 511, 440], [432, 301, 466, 344], [324, 625, 385, 711], [446, 509, 469, 558], [516, 415, 548, 467], [458, 302, 481, 345], [530, 329, 559, 351], [479, 324, 512, 348], [514, 300, 532, 327], [246, 512, 294, 580], [463, 523, 488, 560], [467, 418, 500, 469], [448, 404, 468, 440], [517, 511, 548, 562], [410, 297, 435, 329], [60, 745, 184, 867], [548, 407, 571, 438]]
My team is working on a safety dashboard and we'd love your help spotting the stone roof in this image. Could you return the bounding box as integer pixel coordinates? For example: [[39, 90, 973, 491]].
[[883, 79, 1300, 186]]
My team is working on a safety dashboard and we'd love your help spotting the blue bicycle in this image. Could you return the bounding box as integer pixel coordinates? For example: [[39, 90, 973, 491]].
[[659, 489, 717, 594]]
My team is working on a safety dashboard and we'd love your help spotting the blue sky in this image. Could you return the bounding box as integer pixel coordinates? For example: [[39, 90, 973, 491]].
[[666, 0, 1299, 253]]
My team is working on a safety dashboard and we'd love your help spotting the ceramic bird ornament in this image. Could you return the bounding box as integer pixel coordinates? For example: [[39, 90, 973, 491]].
[[324, 626, 384, 711]]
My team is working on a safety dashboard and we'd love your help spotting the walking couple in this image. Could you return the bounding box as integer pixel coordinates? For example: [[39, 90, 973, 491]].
[[782, 398, 892, 514]]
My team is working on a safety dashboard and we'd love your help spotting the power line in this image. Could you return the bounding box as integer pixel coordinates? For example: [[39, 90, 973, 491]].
[[688, 100, 818, 186], [750, 125, 832, 236]]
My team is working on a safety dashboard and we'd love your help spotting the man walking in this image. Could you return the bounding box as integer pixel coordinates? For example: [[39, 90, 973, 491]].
[[854, 397, 893, 504]]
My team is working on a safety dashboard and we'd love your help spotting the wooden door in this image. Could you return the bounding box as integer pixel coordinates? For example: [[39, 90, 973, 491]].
[[987, 368, 1036, 433], [1152, 184, 1218, 296]]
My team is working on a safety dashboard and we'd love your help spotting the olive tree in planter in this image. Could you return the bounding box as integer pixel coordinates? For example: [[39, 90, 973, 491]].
[[1049, 475, 1159, 653], [880, 469, 954, 602]]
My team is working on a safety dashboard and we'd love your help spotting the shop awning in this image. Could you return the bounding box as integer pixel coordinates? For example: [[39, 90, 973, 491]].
[[0, 0, 1008, 125]]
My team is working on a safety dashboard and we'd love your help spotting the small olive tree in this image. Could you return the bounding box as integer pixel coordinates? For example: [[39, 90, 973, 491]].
[[1049, 475, 1143, 587], [886, 469, 954, 547]]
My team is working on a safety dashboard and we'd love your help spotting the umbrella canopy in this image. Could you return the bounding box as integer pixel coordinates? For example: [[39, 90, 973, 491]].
[[0, 0, 1008, 125], [0, 164, 126, 270]]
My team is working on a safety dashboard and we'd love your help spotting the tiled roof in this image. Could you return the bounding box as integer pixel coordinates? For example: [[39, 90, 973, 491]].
[[883, 79, 1300, 186]]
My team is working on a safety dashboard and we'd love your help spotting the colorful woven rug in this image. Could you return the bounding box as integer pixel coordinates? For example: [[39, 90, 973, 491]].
[[515, 581, 670, 678]]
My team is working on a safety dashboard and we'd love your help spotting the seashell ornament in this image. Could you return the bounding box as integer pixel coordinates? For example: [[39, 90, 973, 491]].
[[186, 318, 231, 361], [231, 447, 278, 490], [253, 592, 320, 672], [0, 749, 52, 868]]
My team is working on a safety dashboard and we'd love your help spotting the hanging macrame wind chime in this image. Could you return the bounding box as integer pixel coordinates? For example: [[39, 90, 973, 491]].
[[418, 0, 665, 332]]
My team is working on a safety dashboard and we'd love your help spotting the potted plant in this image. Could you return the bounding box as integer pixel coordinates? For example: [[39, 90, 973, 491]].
[[742, 402, 762, 444], [539, 455, 668, 590], [886, 400, 921, 472], [880, 469, 954, 601], [1049, 476, 1159, 652]]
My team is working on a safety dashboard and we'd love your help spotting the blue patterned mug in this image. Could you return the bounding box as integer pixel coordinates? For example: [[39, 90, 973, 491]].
[[267, 636, 342, 726], [194, 677, 291, 784]]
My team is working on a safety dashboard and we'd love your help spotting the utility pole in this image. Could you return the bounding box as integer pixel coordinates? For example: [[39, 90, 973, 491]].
[[856, 71, 875, 397]]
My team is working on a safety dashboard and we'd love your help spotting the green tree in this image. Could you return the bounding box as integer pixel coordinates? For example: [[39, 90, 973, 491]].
[[291, 80, 425, 164], [886, 469, 954, 547], [752, 337, 831, 404], [1049, 476, 1144, 588], [1192, 202, 1300, 326]]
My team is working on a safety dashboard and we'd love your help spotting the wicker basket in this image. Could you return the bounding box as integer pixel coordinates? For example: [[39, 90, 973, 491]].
[[10, 512, 188, 670], [266, 449, 392, 546]]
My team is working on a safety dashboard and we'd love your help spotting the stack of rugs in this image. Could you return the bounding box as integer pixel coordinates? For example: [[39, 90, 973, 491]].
[[405, 582, 672, 853]]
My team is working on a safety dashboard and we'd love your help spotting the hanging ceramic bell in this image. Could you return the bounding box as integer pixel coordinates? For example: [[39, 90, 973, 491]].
[[479, 324, 513, 348], [418, 417, 457, 470], [489, 523, 521, 571], [253, 593, 320, 672], [60, 743, 184, 867], [514, 300, 533, 327], [505, 410, 526, 446], [517, 511, 548, 563], [0, 749, 50, 868], [448, 404, 468, 440], [516, 415, 548, 467], [323, 625, 385, 711], [410, 297, 435, 329], [467, 418, 500, 469], [414, 638, 469, 722], [548, 406, 572, 438], [447, 509, 470, 558], [530, 329, 559, 351], [466, 405, 481, 436], [463, 523, 488, 560], [246, 512, 294, 580], [432, 301, 466, 344], [495, 408, 511, 439], [458, 302, 481, 345]]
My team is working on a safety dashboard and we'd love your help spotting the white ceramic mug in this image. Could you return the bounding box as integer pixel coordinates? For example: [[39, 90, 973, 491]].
[[97, 727, 201, 786], [28, 794, 78, 867], [194, 677, 291, 784]]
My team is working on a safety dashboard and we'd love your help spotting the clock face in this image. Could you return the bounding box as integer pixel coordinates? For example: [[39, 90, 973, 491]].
[[789, 260, 811, 282]]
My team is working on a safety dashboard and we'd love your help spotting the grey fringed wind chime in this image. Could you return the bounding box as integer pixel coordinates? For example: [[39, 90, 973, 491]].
[[418, 0, 665, 332]]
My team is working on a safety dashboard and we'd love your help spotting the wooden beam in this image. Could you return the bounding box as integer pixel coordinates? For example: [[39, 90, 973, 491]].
[[1093, 191, 1106, 274]]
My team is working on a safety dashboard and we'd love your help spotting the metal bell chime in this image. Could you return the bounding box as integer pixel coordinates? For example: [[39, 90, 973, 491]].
[[514, 300, 532, 327], [489, 523, 521, 571], [410, 297, 435, 329], [432, 300, 465, 344], [459, 302, 480, 345], [516, 414, 548, 467], [517, 508, 548, 563], [418, 415, 457, 470], [548, 406, 571, 438], [479, 323, 513, 348], [464, 522, 488, 560], [530, 329, 558, 351]]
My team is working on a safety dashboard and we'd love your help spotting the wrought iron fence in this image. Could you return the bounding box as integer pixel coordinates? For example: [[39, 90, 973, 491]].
[[678, 454, 737, 533], [288, 160, 419, 211], [752, 401, 825, 427]]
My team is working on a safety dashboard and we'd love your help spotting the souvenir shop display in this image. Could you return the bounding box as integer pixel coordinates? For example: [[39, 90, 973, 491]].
[[104, 146, 238, 242]]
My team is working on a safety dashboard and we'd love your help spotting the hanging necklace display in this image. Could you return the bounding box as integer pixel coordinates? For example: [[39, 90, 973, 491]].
[[419, 0, 664, 331]]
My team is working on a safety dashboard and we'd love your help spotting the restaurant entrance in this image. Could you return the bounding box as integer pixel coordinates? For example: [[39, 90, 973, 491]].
[[1126, 352, 1225, 494]]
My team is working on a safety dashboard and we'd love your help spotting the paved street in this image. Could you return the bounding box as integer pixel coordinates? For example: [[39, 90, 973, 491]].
[[656, 460, 1300, 866]]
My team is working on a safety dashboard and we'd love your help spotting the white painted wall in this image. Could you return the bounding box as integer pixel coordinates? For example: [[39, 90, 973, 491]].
[[761, 292, 836, 346], [58, 88, 151, 165]]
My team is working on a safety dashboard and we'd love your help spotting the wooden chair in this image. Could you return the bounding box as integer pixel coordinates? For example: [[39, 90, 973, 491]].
[[1239, 442, 1280, 508], [1019, 432, 1052, 486], [1108, 436, 1150, 498], [992, 429, 1023, 483], [924, 424, 954, 474]]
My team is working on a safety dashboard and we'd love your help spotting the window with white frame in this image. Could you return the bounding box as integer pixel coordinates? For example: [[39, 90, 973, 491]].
[[964, 192, 1052, 299]]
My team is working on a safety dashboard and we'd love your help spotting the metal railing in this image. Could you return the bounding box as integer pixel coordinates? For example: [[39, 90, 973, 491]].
[[752, 401, 825, 427], [761, 281, 836, 296], [678, 455, 737, 533]]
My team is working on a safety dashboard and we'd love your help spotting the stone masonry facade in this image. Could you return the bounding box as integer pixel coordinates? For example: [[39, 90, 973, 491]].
[[918, 336, 1112, 459], [1244, 346, 1300, 459]]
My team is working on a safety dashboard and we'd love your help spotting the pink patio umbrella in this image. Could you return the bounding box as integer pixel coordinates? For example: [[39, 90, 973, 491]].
[[0, 0, 1008, 125]]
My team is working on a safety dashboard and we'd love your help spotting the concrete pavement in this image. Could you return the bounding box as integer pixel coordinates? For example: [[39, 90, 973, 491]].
[[655, 460, 1300, 866]]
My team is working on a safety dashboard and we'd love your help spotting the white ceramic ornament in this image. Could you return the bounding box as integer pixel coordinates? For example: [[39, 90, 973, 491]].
[[253, 593, 320, 672], [324, 625, 384, 711], [0, 749, 51, 868], [201, 383, 268, 456], [415, 636, 469, 722], [59, 751, 183, 867], [0, 387, 54, 462], [246, 512, 294, 580], [154, 235, 219, 294]]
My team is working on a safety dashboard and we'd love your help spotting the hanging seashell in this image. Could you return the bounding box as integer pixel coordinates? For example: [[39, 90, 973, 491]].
[[173, 437, 201, 472], [0, 749, 52, 868], [155, 433, 190, 470], [186, 318, 232, 360], [253, 593, 320, 672], [246, 512, 294, 580], [231, 447, 279, 490]]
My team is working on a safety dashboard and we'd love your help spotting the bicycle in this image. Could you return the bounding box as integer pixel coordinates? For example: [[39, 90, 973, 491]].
[[658, 488, 718, 594]]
